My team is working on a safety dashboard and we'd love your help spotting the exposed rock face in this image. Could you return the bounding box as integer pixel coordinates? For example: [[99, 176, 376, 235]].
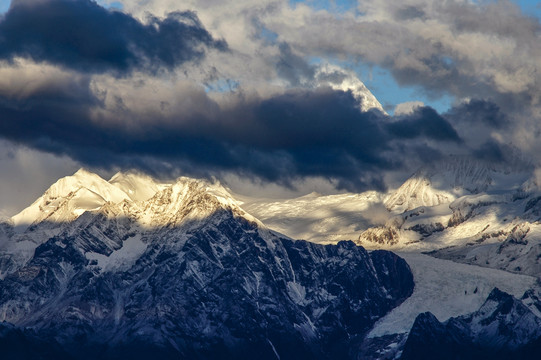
[[0, 170, 414, 359]]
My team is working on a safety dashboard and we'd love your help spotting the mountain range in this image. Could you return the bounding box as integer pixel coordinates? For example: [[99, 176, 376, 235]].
[[0, 169, 413, 359], [1, 151, 541, 358]]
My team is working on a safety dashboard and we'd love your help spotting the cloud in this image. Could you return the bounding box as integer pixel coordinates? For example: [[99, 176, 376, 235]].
[[445, 99, 509, 129], [0, 0, 539, 215], [387, 106, 461, 142], [276, 42, 316, 86], [0, 64, 466, 192], [394, 101, 424, 115], [0, 0, 226, 75], [266, 0, 541, 115]]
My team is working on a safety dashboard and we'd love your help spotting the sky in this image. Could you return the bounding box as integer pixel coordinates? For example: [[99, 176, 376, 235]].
[[0, 0, 540, 215]]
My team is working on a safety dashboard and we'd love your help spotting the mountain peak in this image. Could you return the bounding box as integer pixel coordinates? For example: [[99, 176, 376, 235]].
[[11, 169, 130, 229], [384, 155, 531, 213], [0, 168, 415, 359], [315, 63, 385, 113], [73, 167, 96, 178], [109, 171, 165, 202]]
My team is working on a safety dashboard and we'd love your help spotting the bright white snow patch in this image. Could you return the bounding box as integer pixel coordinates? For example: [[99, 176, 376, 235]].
[[315, 63, 385, 113], [109, 171, 166, 202], [12, 168, 130, 230], [368, 252, 537, 337], [86, 234, 147, 272]]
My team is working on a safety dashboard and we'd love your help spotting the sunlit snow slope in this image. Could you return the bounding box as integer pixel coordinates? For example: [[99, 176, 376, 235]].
[[239, 191, 386, 244]]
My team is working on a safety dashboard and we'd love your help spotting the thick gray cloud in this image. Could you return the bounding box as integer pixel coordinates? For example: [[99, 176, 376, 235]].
[[445, 99, 509, 129], [387, 106, 461, 142]]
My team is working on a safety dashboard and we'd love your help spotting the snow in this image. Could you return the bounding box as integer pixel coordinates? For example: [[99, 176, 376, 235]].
[[205, 182, 243, 209], [368, 252, 538, 337], [86, 234, 147, 272], [384, 175, 455, 213], [384, 156, 530, 213], [241, 191, 385, 244], [315, 63, 385, 113], [12, 168, 130, 229], [109, 171, 166, 202], [5, 159, 541, 358], [359, 186, 531, 252], [5, 164, 541, 337], [267, 339, 281, 359]]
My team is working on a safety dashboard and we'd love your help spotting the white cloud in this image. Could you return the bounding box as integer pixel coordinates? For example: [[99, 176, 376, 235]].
[[394, 101, 424, 115]]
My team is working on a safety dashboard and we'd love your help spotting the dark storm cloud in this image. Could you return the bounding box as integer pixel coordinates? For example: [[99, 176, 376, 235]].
[[472, 140, 506, 163], [0, 0, 226, 74], [387, 106, 461, 142], [0, 76, 465, 192], [445, 99, 509, 129]]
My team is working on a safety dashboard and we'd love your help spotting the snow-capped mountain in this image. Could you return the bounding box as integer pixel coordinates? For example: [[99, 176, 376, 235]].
[[357, 175, 541, 279], [345, 154, 541, 357], [384, 155, 527, 213], [12, 168, 131, 229], [358, 156, 536, 256], [0, 170, 166, 278], [315, 64, 386, 113], [237, 154, 541, 350], [4, 161, 541, 359], [0, 169, 414, 359]]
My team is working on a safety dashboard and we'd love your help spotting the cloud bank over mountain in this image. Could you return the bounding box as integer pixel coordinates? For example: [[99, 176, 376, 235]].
[[0, 0, 539, 213]]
